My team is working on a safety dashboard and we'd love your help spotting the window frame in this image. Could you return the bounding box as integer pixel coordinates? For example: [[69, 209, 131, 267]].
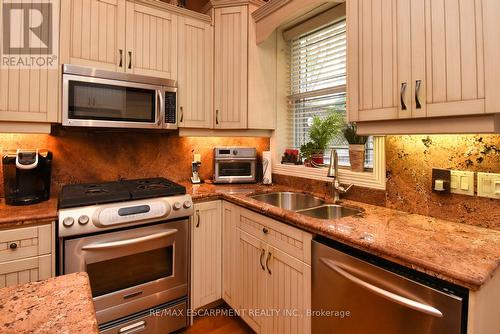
[[271, 5, 386, 190]]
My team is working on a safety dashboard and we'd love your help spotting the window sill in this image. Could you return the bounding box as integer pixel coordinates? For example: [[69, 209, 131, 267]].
[[272, 137, 386, 190]]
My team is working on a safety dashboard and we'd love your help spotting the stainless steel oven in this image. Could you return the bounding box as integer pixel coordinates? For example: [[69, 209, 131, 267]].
[[63, 219, 188, 325], [213, 147, 257, 184], [62, 64, 177, 130]]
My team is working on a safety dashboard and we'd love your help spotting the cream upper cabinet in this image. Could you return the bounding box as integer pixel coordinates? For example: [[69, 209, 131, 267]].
[[214, 5, 248, 129], [178, 17, 213, 128], [125, 1, 178, 79], [191, 201, 222, 310], [60, 0, 126, 71], [62, 0, 177, 79], [348, 0, 500, 126]]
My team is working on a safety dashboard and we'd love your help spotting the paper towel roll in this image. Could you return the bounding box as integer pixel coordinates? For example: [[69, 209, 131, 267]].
[[262, 151, 272, 185]]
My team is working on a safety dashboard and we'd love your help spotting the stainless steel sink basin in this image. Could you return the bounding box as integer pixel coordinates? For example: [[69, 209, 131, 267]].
[[250, 192, 325, 211], [297, 204, 363, 220]]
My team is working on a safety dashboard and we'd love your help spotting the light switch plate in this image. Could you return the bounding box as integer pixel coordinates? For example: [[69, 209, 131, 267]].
[[450, 170, 474, 196], [477, 172, 500, 199]]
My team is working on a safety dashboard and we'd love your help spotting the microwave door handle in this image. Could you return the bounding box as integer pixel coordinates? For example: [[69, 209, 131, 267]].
[[82, 229, 178, 251], [156, 90, 163, 126], [320, 257, 444, 318]]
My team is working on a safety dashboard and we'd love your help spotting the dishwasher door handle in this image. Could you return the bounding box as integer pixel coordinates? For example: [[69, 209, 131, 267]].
[[320, 257, 444, 318]]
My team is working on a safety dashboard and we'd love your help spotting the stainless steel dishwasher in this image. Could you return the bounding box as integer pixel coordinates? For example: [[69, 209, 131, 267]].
[[312, 237, 468, 334]]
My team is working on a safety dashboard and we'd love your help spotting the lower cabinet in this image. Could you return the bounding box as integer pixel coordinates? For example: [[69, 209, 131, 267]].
[[222, 202, 312, 334], [190, 201, 222, 310], [0, 222, 55, 288]]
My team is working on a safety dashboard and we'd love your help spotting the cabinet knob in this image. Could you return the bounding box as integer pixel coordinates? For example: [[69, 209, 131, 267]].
[[9, 242, 18, 250], [262, 227, 269, 234]]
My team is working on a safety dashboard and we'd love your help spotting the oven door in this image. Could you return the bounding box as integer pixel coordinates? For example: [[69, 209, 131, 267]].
[[62, 74, 164, 129], [214, 159, 256, 183], [63, 220, 188, 325]]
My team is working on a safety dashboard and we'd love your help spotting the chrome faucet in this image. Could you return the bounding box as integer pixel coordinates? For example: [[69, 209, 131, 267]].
[[327, 149, 353, 202]]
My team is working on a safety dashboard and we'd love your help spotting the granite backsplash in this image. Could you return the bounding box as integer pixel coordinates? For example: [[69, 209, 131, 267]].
[[0, 126, 270, 194], [274, 135, 499, 230]]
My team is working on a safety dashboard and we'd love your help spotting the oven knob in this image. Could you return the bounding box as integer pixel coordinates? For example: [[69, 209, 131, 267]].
[[78, 215, 90, 225], [62, 217, 74, 227], [233, 149, 238, 155], [183, 200, 192, 209], [173, 202, 182, 210]]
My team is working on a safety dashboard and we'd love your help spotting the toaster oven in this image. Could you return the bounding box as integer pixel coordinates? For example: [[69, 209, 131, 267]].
[[213, 147, 257, 184]]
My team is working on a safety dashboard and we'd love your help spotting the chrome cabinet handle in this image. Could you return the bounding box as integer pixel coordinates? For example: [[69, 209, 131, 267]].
[[180, 106, 184, 122], [195, 210, 200, 228], [119, 49, 123, 67], [400, 82, 408, 110], [259, 249, 266, 271], [9, 242, 18, 249], [82, 230, 177, 250], [266, 251, 272, 275], [415, 80, 422, 109], [320, 257, 443, 318], [128, 51, 132, 69], [216, 109, 219, 125]]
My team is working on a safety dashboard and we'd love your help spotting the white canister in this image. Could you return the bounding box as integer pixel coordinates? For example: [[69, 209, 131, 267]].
[[262, 151, 272, 185]]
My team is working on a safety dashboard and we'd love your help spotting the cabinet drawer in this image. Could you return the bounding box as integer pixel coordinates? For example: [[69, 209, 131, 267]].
[[0, 224, 52, 262], [237, 207, 312, 265], [0, 254, 52, 288]]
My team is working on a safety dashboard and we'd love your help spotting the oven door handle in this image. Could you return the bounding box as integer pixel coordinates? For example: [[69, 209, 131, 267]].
[[81, 229, 178, 251]]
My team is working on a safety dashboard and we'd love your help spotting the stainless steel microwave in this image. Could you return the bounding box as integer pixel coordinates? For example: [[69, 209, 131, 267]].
[[62, 64, 177, 130], [213, 147, 257, 184]]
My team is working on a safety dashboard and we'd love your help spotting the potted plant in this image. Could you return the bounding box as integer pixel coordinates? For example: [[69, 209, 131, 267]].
[[343, 122, 368, 172], [300, 112, 344, 167]]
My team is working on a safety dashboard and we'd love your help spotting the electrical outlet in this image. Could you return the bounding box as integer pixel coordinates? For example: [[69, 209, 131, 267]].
[[477, 172, 500, 199], [450, 170, 474, 196]]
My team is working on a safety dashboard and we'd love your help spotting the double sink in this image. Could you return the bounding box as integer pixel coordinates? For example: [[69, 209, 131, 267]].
[[249, 192, 362, 220]]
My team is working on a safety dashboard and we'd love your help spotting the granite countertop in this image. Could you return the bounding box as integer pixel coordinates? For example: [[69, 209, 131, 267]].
[[0, 272, 99, 334], [0, 182, 498, 290], [184, 182, 500, 291], [0, 197, 58, 228]]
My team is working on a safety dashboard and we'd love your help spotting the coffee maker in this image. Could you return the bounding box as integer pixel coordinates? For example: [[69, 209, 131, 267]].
[[2, 149, 53, 205]]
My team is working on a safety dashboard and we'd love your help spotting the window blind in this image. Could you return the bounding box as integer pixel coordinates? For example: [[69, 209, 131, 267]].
[[289, 19, 373, 168]]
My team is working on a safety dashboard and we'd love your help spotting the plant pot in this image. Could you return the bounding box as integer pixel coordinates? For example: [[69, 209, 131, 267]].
[[349, 144, 365, 172], [311, 153, 324, 166]]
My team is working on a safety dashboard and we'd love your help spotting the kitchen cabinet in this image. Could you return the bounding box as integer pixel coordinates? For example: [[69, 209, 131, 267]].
[[208, 0, 277, 130], [190, 201, 222, 310], [347, 0, 500, 133], [0, 223, 55, 288], [61, 0, 177, 79], [178, 17, 213, 128], [223, 203, 312, 334], [125, 1, 178, 79]]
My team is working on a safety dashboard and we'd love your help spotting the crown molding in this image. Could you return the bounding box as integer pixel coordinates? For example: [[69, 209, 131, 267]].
[[203, 0, 267, 10], [134, 0, 212, 22]]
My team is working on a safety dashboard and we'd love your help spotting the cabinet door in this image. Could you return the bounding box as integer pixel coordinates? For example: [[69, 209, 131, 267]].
[[0, 255, 52, 288], [178, 17, 213, 128], [238, 229, 267, 333], [423, 0, 487, 117], [60, 0, 126, 71], [191, 201, 222, 309], [264, 247, 311, 334], [347, 0, 401, 122], [214, 6, 248, 129], [222, 202, 239, 309], [125, 2, 177, 79]]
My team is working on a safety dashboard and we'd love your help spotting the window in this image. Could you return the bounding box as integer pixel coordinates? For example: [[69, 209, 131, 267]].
[[289, 19, 373, 168]]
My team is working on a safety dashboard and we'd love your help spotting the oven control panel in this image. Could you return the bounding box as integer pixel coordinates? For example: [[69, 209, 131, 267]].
[[58, 195, 193, 237]]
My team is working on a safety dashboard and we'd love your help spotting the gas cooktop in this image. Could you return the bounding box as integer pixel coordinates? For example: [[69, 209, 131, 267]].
[[59, 177, 186, 208]]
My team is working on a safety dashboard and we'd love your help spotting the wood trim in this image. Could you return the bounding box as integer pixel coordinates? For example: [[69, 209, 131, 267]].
[[133, 0, 212, 22], [178, 128, 273, 137], [426, 99, 485, 118], [204, 0, 266, 10], [282, 2, 345, 41], [0, 122, 51, 134], [272, 137, 386, 190], [356, 114, 500, 135]]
